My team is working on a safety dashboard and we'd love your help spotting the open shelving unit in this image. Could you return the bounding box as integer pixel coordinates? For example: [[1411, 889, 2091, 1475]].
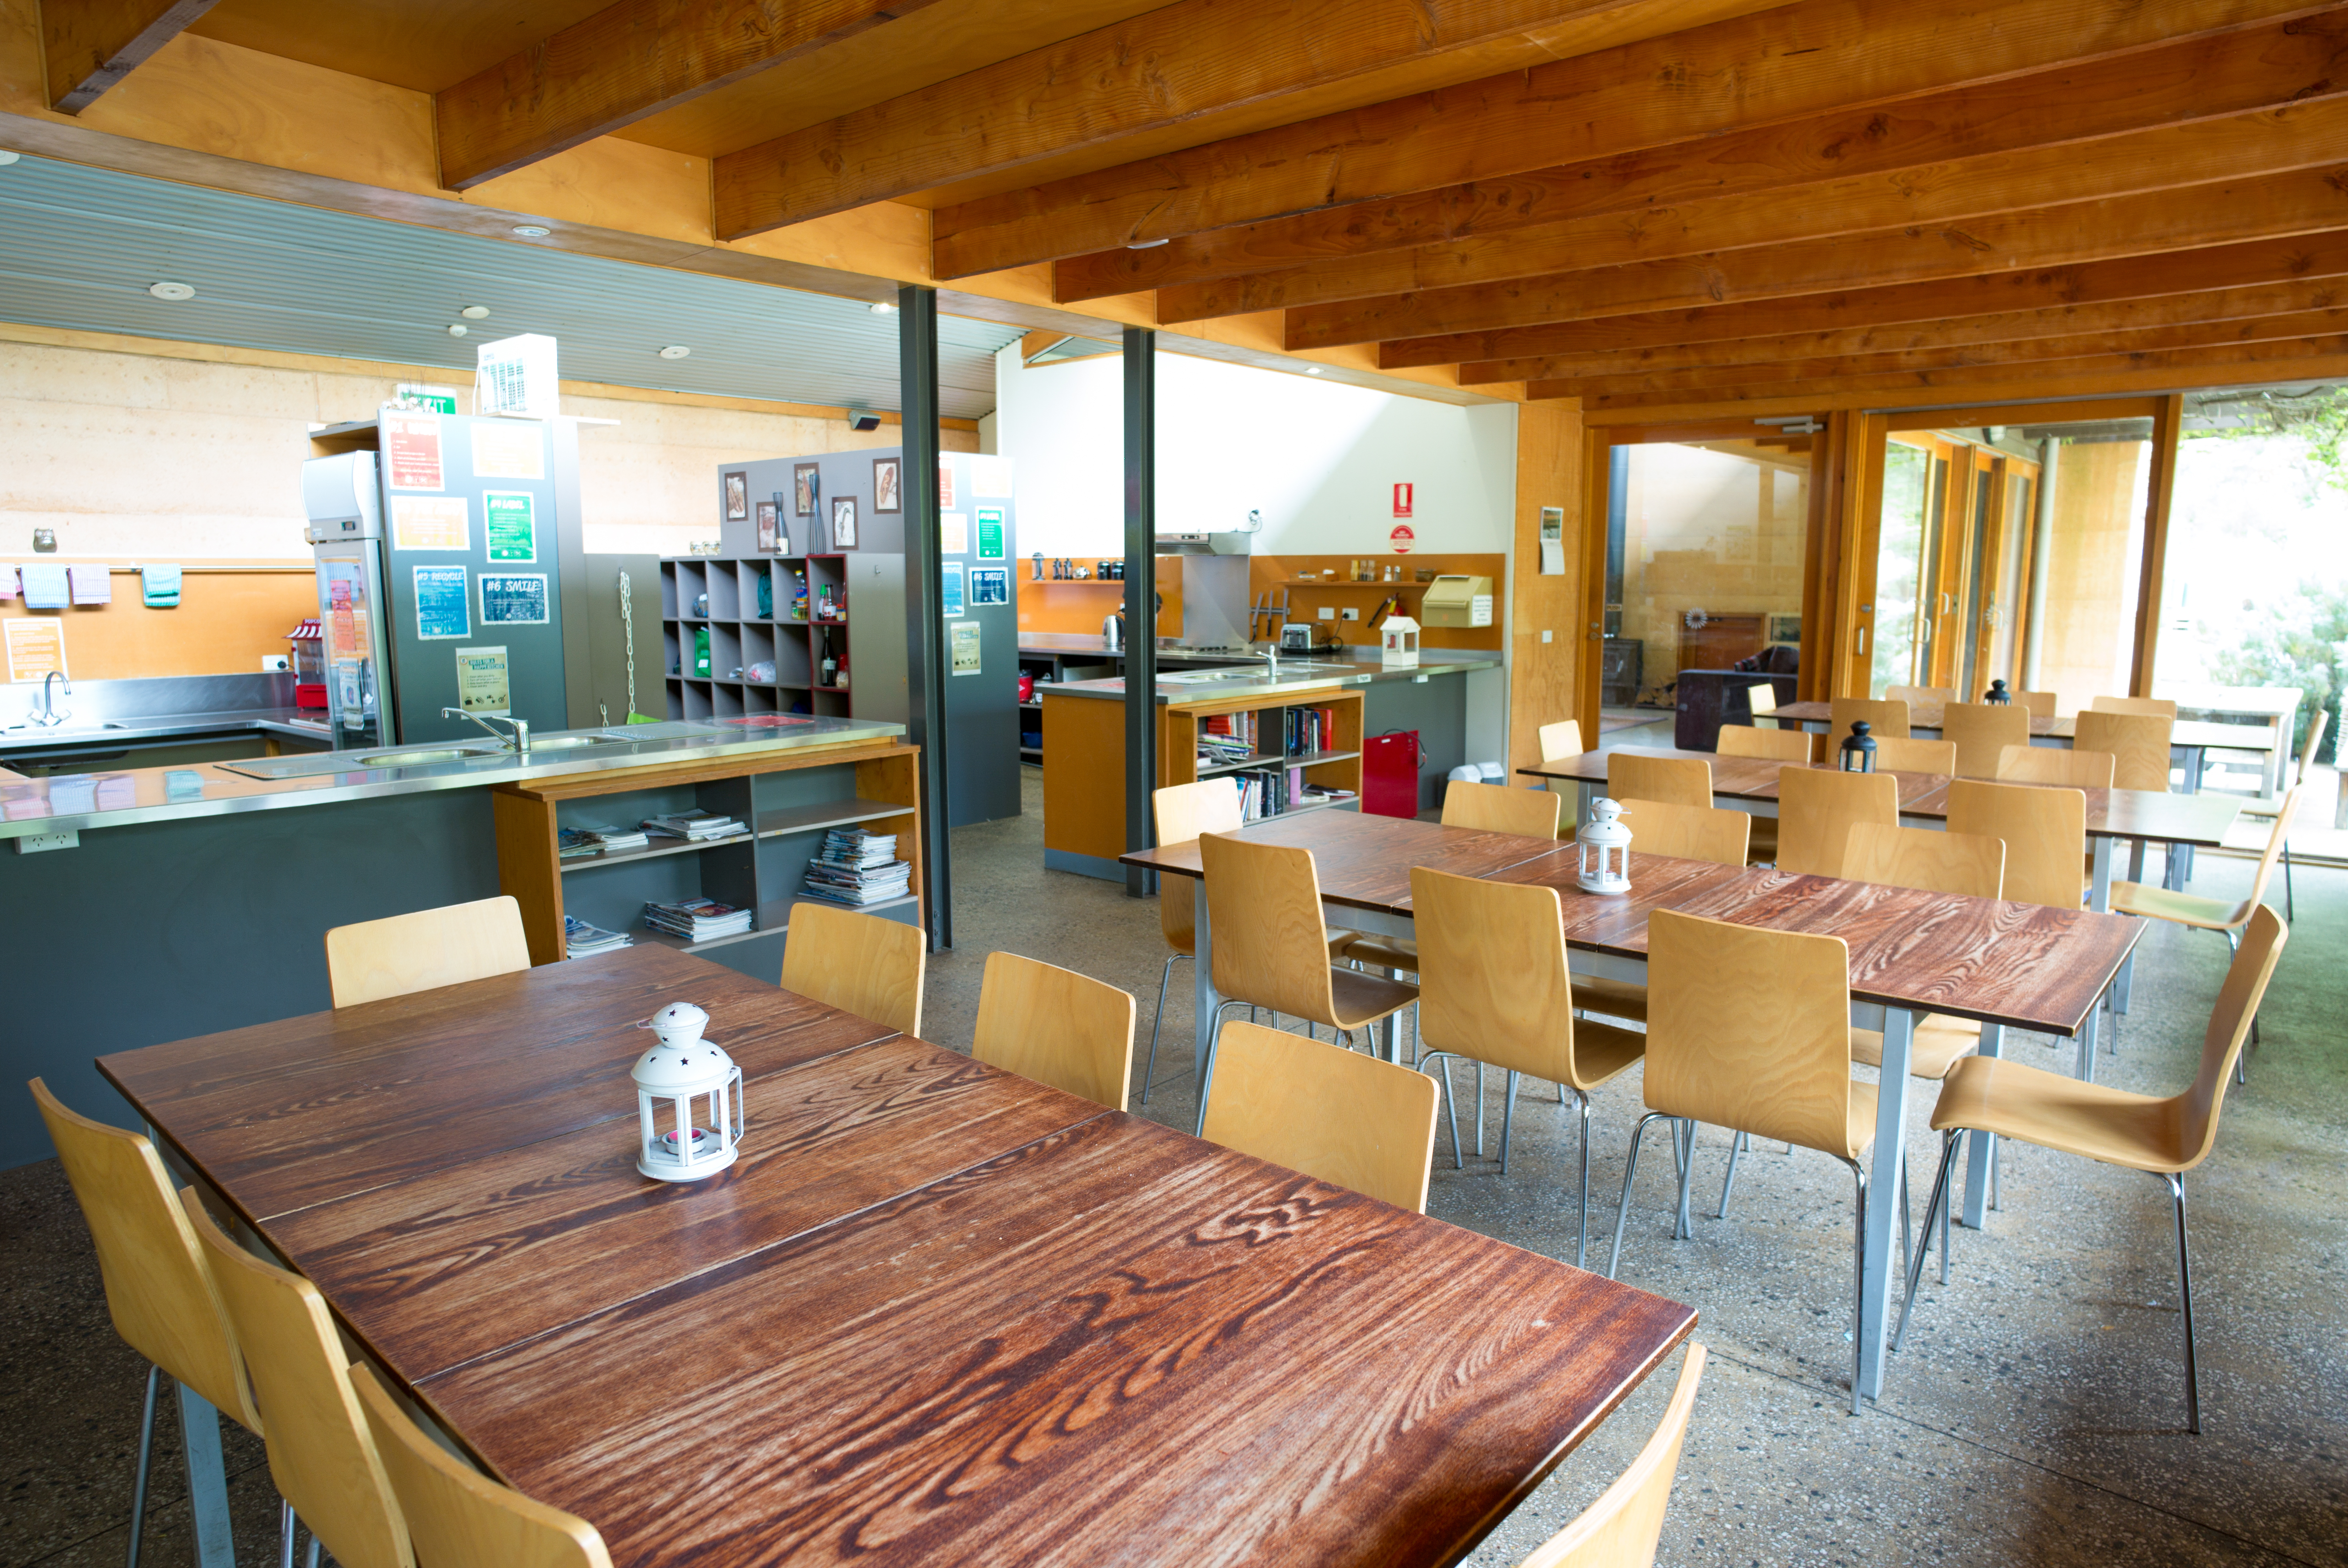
[[661, 554, 896, 724]]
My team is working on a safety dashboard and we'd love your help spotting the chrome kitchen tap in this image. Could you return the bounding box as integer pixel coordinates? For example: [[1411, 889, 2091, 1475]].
[[441, 706, 530, 752], [27, 671, 70, 728]]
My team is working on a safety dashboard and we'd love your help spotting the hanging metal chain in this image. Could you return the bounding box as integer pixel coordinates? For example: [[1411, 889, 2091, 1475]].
[[619, 570, 639, 721]]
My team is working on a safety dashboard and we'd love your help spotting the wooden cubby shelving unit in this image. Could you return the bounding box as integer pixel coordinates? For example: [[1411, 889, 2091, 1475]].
[[661, 553, 894, 723]]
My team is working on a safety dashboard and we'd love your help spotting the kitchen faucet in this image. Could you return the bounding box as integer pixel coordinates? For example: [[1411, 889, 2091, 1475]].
[[27, 670, 70, 728], [441, 706, 530, 752]]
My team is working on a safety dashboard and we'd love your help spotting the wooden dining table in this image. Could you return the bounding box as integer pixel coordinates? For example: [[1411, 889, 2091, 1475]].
[[1120, 809, 2142, 1409], [101, 941, 1697, 1568]]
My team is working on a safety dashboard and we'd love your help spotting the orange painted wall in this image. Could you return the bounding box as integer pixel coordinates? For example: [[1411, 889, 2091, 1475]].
[[0, 563, 316, 681]]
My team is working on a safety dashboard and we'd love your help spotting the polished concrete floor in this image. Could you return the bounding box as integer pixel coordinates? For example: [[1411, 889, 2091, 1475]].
[[8, 766, 2345, 1565]]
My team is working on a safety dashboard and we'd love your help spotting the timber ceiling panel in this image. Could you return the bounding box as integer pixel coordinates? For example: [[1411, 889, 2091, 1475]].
[[188, 0, 617, 93], [0, 157, 1018, 417]]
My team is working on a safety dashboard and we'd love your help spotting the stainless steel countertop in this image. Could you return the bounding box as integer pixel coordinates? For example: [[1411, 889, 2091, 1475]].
[[0, 716, 907, 839], [0, 706, 330, 757], [1037, 650, 1500, 704]]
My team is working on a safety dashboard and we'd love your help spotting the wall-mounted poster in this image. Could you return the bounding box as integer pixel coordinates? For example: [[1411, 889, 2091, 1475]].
[[873, 456, 902, 513], [413, 565, 469, 639], [721, 470, 749, 522], [381, 412, 444, 490], [949, 619, 982, 676], [941, 561, 965, 617], [971, 567, 1009, 606], [793, 462, 819, 517], [480, 573, 550, 625], [483, 492, 536, 562], [971, 455, 1013, 498], [4, 617, 65, 683], [756, 500, 779, 553], [471, 422, 544, 479], [831, 495, 858, 550], [453, 646, 509, 714], [940, 512, 968, 555], [938, 460, 956, 509], [390, 495, 469, 551], [976, 507, 1006, 561]]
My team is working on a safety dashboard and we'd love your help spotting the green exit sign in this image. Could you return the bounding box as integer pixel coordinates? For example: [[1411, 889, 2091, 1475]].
[[394, 384, 460, 414]]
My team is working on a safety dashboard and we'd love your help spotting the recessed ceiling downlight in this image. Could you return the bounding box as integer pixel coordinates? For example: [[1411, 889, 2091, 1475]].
[[148, 281, 195, 301], [0, 151, 21, 167], [460, 305, 491, 319], [447, 323, 469, 337], [869, 300, 897, 314], [511, 224, 551, 238], [659, 345, 692, 360]]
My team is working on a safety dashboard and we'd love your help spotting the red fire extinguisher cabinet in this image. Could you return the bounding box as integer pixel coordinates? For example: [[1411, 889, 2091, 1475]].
[[1362, 730, 1422, 818]]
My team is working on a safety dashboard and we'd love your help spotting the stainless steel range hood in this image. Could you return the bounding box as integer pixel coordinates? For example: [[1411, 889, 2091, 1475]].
[[1154, 531, 1253, 556]]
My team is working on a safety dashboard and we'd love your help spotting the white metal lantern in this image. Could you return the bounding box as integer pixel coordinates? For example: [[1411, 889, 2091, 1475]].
[[1380, 612, 1422, 670], [1577, 797, 1633, 894], [631, 1002, 744, 1182]]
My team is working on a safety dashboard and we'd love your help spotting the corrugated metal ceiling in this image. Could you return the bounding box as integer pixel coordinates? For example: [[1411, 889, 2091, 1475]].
[[0, 156, 1015, 419]]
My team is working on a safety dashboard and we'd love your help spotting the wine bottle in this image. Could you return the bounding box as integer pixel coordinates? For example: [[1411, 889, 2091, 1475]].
[[820, 629, 837, 687]]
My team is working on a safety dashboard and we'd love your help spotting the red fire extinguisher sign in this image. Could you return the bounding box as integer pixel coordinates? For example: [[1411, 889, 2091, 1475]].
[[1392, 482, 1413, 517]]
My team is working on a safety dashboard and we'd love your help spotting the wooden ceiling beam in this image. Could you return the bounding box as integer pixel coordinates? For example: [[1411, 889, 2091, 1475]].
[[1536, 308, 2348, 401], [1286, 165, 2348, 351], [1387, 231, 2348, 368], [41, 0, 222, 113], [1155, 99, 2348, 322], [711, 0, 1757, 240], [1462, 276, 2348, 384], [1052, 11, 2348, 303], [435, 0, 948, 191], [931, 0, 2331, 278]]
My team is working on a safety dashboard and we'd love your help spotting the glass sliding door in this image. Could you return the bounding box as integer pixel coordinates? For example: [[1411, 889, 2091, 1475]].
[[1868, 429, 2049, 701]]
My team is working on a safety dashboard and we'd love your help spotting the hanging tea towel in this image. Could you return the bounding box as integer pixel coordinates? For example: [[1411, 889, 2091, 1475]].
[[142, 564, 182, 608]]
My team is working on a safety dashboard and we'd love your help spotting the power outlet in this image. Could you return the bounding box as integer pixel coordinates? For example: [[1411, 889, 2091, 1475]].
[[1340, 606, 1360, 621], [1317, 606, 1335, 620], [261, 655, 290, 672], [13, 830, 78, 854]]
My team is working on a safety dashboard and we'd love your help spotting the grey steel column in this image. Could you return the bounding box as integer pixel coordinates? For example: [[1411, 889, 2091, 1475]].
[[898, 284, 952, 949], [1123, 326, 1159, 898]]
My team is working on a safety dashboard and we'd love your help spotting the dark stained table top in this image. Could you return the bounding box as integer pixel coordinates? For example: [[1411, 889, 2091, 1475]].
[[102, 945, 1695, 1568], [1516, 748, 2242, 848], [1771, 702, 2273, 752], [1120, 803, 1574, 903]]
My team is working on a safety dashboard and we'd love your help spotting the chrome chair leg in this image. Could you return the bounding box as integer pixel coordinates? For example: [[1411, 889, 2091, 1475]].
[[1573, 1090, 1595, 1269], [2163, 1171, 2202, 1435], [1717, 1130, 1746, 1218], [1474, 1062, 1488, 1157], [1500, 1069, 1522, 1175], [126, 1363, 159, 1568], [1673, 1119, 1696, 1241], [1420, 1051, 1467, 1169], [1606, 1111, 1672, 1279], [1896, 1131, 1962, 1352], [2282, 843, 2294, 923], [1193, 999, 1248, 1137], [1138, 951, 1189, 1105], [1849, 1161, 1871, 1416], [305, 1534, 322, 1568], [280, 1501, 297, 1568]]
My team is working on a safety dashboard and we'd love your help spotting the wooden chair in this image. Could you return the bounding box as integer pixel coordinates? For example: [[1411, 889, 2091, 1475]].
[[1195, 834, 1418, 1136], [972, 951, 1135, 1111], [1441, 777, 1563, 838], [1716, 724, 1811, 764], [1841, 823, 2006, 1074], [1617, 797, 1750, 867], [2113, 789, 2298, 958], [1871, 735, 1956, 776], [2074, 710, 2173, 792], [1747, 685, 1782, 728], [1539, 719, 1584, 758], [185, 1198, 413, 1568], [1998, 745, 2114, 788], [1200, 1020, 1438, 1213], [1516, 1345, 1708, 1568], [1411, 867, 1648, 1264], [1774, 767, 1898, 879], [1885, 685, 1954, 710], [1901, 905, 2288, 1434], [780, 900, 925, 1036], [1941, 700, 2030, 778], [2016, 689, 2058, 717], [2091, 695, 2179, 717], [1607, 752, 1712, 809], [1608, 911, 1880, 1415], [324, 895, 530, 1008], [30, 1080, 271, 1567], [351, 1366, 611, 1568], [2231, 709, 2324, 919], [1830, 696, 1912, 740], [1946, 778, 2085, 912]]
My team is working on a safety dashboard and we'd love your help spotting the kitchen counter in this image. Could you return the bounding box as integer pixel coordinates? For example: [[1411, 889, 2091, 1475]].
[[1043, 649, 1500, 703]]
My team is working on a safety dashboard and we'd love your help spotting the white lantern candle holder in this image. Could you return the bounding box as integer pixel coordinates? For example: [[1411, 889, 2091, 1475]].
[[1379, 612, 1421, 670], [1577, 796, 1633, 894], [631, 1002, 744, 1182]]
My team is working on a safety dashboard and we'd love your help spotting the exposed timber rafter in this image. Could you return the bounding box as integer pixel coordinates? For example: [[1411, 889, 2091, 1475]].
[[41, 0, 222, 113]]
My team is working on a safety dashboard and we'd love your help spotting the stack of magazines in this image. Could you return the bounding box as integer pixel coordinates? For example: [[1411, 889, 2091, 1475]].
[[801, 828, 914, 907], [560, 822, 649, 858], [563, 915, 633, 958], [641, 809, 744, 843], [642, 896, 754, 942]]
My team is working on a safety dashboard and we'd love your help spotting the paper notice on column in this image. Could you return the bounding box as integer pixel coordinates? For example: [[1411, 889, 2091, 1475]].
[[470, 421, 545, 479], [5, 618, 66, 683], [391, 495, 470, 551], [381, 412, 446, 490], [455, 646, 510, 715]]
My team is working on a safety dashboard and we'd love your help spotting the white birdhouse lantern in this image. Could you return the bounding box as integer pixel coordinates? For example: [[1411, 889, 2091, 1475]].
[[1577, 797, 1633, 895], [631, 1002, 743, 1182], [1380, 613, 1422, 670]]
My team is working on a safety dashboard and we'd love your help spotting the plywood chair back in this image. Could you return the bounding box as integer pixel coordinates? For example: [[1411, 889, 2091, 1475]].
[[1830, 696, 1911, 740], [2295, 708, 2329, 788], [1870, 735, 1956, 776], [1153, 780, 1243, 953], [2172, 905, 2288, 1171], [1941, 701, 2031, 778], [1518, 1344, 1708, 1568], [1774, 767, 1899, 879], [1842, 823, 2004, 901], [2073, 710, 2173, 793], [972, 951, 1136, 1111], [1199, 1021, 1438, 1212], [1746, 685, 1780, 727], [1442, 778, 1562, 839], [2239, 787, 2303, 915], [2016, 689, 2058, 717], [1717, 724, 1811, 763], [29, 1080, 262, 1434], [1645, 910, 1866, 1160], [1199, 833, 1344, 1022], [1946, 779, 2085, 911], [1886, 685, 1954, 709], [324, 895, 530, 1008], [1539, 719, 1584, 759], [2091, 695, 2178, 717], [1412, 867, 1583, 1086], [1998, 745, 2113, 788], [779, 900, 925, 1037], [1616, 797, 1749, 867], [1607, 752, 1712, 809], [351, 1366, 611, 1568], [186, 1199, 413, 1568]]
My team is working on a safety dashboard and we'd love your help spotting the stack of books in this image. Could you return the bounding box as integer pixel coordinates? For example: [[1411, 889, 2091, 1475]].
[[563, 823, 649, 858], [642, 896, 754, 942], [801, 828, 914, 907], [563, 916, 633, 957], [641, 809, 744, 843]]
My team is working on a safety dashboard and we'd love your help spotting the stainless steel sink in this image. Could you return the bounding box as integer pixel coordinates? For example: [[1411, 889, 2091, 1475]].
[[527, 735, 634, 751], [355, 746, 502, 766]]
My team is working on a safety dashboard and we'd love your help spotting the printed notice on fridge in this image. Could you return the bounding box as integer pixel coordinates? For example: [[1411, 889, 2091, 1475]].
[[971, 455, 1014, 497], [940, 512, 968, 555], [971, 566, 1010, 605], [480, 572, 550, 625], [454, 645, 510, 715], [976, 507, 1006, 561], [414, 565, 470, 639], [381, 412, 445, 490], [391, 495, 469, 551], [484, 492, 537, 562], [470, 422, 545, 479], [949, 619, 982, 676], [4, 617, 65, 684], [940, 561, 966, 617]]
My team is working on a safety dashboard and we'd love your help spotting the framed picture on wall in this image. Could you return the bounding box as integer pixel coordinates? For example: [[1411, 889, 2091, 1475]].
[[721, 470, 749, 522], [792, 463, 819, 517], [755, 500, 778, 553], [831, 495, 859, 550], [1768, 612, 1801, 645], [873, 456, 902, 513]]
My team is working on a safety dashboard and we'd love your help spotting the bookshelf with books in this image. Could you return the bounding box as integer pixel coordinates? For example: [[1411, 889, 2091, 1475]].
[[491, 735, 923, 981]]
